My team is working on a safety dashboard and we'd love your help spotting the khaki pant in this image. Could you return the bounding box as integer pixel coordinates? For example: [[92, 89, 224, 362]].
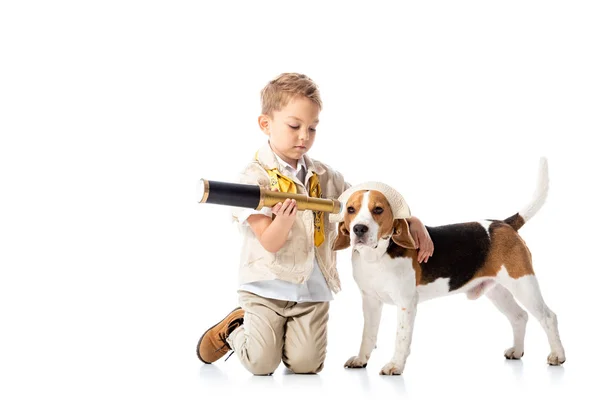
[[227, 290, 329, 375]]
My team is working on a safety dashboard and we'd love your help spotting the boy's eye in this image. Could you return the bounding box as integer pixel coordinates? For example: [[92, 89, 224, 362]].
[[373, 207, 384, 215], [309, 128, 317, 132], [347, 206, 355, 214], [288, 125, 299, 129]]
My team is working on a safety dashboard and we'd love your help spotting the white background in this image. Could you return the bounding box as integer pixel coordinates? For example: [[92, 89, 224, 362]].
[[1, 1, 599, 399]]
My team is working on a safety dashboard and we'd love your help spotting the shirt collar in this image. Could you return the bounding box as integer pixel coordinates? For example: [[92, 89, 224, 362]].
[[274, 152, 306, 175], [255, 141, 325, 175]]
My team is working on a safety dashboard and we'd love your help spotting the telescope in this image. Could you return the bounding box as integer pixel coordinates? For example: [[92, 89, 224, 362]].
[[196, 178, 342, 214]]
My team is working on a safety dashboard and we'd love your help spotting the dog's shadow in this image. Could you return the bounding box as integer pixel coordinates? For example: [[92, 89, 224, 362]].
[[504, 358, 565, 386], [344, 367, 408, 396], [504, 359, 525, 379], [547, 363, 565, 385]]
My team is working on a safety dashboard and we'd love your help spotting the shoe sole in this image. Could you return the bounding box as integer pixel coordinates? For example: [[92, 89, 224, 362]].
[[196, 306, 242, 364]]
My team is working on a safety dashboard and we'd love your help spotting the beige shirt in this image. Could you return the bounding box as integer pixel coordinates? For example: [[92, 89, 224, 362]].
[[237, 154, 333, 302], [231, 142, 350, 294]]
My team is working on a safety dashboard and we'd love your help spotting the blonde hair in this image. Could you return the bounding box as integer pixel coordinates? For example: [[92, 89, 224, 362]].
[[260, 73, 322, 115]]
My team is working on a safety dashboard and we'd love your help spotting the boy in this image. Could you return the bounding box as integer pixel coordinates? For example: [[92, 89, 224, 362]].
[[196, 73, 433, 375]]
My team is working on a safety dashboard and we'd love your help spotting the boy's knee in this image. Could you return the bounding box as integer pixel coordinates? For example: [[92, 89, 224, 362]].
[[244, 350, 281, 376], [284, 346, 325, 374]]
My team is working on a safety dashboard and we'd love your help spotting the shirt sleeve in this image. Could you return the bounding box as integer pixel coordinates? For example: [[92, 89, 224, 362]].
[[231, 162, 271, 224], [328, 166, 352, 198], [235, 206, 272, 225]]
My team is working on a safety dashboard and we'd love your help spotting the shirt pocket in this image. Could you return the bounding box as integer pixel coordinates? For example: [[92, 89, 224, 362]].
[[243, 235, 275, 267], [274, 246, 296, 271], [274, 215, 307, 272]]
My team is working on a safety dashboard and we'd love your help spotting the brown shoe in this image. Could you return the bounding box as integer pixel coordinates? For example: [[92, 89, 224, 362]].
[[197, 307, 244, 364]]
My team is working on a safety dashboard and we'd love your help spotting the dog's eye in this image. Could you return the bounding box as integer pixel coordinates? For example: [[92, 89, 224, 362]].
[[373, 207, 384, 215], [347, 206, 355, 214]]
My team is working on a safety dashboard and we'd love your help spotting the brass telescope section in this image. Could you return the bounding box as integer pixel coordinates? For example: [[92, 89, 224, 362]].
[[199, 179, 209, 203], [258, 187, 341, 214]]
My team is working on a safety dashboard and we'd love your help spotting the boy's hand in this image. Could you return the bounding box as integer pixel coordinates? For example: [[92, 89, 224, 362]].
[[247, 188, 297, 253], [408, 216, 434, 263], [271, 198, 297, 227]]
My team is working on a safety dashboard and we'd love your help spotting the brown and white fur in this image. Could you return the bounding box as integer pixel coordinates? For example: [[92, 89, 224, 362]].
[[333, 159, 565, 375]]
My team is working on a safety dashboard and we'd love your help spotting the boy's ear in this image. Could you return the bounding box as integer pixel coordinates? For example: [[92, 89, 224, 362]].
[[332, 221, 351, 251], [392, 219, 417, 249], [258, 114, 270, 135]]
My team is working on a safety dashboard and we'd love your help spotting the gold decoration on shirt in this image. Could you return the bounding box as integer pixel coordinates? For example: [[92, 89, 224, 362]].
[[255, 152, 325, 247]]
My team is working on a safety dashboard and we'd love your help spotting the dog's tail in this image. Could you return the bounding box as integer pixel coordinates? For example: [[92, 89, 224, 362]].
[[504, 157, 549, 231]]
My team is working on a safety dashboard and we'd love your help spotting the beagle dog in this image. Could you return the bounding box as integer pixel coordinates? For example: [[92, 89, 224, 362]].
[[333, 159, 565, 375]]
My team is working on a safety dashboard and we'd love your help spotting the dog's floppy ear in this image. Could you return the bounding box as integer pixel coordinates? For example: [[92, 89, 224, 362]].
[[332, 221, 351, 251], [392, 219, 417, 249]]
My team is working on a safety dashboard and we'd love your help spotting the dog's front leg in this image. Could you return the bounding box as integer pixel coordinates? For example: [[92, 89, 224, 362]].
[[344, 292, 383, 368], [380, 294, 418, 375]]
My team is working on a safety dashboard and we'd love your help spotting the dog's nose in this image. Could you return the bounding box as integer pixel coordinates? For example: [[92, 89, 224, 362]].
[[353, 224, 369, 237]]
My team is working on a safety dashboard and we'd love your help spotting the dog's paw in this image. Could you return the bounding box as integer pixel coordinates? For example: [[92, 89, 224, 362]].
[[547, 352, 566, 366], [504, 347, 524, 360], [379, 361, 404, 376], [344, 356, 368, 369]]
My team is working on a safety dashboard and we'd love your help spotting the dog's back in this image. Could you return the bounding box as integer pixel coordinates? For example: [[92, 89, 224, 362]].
[[410, 158, 549, 297]]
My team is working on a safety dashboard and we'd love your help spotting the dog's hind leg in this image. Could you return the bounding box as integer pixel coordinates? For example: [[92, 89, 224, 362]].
[[503, 276, 566, 365], [486, 284, 528, 359], [467, 279, 496, 300]]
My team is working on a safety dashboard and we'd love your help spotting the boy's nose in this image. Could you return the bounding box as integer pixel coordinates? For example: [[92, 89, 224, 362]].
[[299, 129, 309, 140]]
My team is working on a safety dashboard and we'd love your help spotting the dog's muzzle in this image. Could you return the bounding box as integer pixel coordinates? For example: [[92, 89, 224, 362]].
[[353, 224, 369, 237]]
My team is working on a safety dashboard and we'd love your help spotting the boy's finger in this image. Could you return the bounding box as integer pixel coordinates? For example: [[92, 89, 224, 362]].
[[285, 200, 296, 215], [281, 199, 292, 212], [413, 235, 420, 249]]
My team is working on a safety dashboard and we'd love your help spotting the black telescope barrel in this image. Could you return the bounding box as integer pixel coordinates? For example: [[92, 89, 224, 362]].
[[206, 180, 261, 209]]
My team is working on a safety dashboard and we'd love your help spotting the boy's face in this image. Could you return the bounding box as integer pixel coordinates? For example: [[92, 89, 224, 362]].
[[258, 96, 319, 168]]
